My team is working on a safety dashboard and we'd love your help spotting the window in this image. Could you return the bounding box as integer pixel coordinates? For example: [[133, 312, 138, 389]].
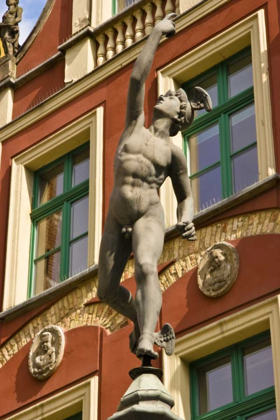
[[113, 0, 138, 14], [28, 144, 90, 297], [183, 49, 257, 212], [5, 378, 98, 420], [158, 10, 275, 228], [190, 332, 276, 419]]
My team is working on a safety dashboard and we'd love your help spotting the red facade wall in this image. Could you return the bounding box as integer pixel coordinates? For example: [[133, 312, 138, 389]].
[[0, 327, 99, 419], [1, 234, 280, 419], [17, 0, 72, 77], [1, 0, 280, 418]]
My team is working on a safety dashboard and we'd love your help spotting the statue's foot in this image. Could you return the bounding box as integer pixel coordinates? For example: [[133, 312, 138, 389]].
[[154, 323, 175, 356], [136, 332, 159, 360], [129, 323, 140, 354]]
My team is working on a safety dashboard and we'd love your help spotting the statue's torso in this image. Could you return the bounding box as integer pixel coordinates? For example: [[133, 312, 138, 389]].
[[110, 127, 172, 225], [2, 7, 18, 25]]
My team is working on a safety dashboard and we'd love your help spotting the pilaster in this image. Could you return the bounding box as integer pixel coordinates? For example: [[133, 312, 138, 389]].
[[0, 55, 16, 127]]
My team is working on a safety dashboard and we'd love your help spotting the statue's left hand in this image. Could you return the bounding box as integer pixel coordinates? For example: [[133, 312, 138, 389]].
[[176, 221, 197, 241], [155, 13, 177, 38]]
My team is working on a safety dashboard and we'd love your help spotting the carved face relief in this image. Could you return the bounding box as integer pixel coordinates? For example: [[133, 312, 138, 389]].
[[197, 242, 239, 297], [28, 326, 65, 380]]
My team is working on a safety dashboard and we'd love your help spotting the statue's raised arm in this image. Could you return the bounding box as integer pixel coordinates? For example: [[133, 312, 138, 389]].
[[124, 14, 177, 130]]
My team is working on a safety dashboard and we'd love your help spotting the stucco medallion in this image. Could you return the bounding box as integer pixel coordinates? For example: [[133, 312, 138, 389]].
[[197, 242, 239, 298], [28, 325, 65, 380]]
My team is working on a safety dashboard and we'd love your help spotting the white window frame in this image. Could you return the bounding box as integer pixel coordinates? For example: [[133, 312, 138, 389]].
[[158, 10, 275, 227], [163, 295, 280, 420], [3, 108, 104, 310], [6, 377, 98, 420]]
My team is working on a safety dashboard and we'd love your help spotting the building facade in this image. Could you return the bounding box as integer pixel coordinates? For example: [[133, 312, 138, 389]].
[[0, 0, 280, 419]]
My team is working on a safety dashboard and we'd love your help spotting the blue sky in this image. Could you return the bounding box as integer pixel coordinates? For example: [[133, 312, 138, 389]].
[[0, 0, 47, 44]]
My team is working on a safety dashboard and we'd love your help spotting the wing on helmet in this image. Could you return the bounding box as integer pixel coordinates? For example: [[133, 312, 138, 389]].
[[190, 86, 212, 112]]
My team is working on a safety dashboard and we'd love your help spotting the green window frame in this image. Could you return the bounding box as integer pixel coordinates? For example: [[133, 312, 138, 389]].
[[182, 48, 257, 212], [28, 143, 90, 298], [190, 331, 276, 420]]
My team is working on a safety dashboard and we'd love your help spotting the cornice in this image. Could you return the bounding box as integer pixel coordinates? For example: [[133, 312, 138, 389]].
[[15, 52, 64, 88]]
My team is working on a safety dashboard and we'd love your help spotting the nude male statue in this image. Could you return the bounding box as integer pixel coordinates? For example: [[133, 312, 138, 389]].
[[0, 0, 23, 56], [98, 14, 212, 360]]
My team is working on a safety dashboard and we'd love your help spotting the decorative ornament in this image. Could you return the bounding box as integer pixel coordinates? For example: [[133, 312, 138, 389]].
[[197, 242, 239, 297], [28, 325, 65, 380]]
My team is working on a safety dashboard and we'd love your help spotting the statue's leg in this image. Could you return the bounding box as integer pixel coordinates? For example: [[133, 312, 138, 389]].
[[132, 207, 165, 359], [97, 211, 138, 326]]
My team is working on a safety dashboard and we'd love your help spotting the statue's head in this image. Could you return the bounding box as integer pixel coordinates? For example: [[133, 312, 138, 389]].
[[154, 87, 212, 137], [209, 249, 226, 269], [40, 332, 53, 351], [6, 0, 19, 6]]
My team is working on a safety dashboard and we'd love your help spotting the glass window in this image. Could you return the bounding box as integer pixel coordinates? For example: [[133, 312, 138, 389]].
[[29, 144, 89, 297], [190, 332, 275, 420], [243, 339, 274, 396], [197, 355, 233, 414], [228, 54, 253, 98], [183, 49, 257, 213], [38, 162, 64, 205], [114, 0, 138, 14]]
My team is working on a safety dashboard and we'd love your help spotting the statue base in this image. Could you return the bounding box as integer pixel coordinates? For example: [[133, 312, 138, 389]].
[[108, 363, 184, 420]]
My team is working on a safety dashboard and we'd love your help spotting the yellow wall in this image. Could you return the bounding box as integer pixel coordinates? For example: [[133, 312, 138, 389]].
[[0, 39, 4, 57]]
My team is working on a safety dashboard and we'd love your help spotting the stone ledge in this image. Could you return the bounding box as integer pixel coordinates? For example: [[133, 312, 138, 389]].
[[1, 173, 279, 323], [166, 173, 280, 240], [0, 264, 98, 322], [58, 27, 95, 52]]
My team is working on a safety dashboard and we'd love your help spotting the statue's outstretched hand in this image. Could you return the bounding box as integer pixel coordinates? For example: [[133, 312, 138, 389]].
[[156, 13, 177, 38], [176, 221, 197, 241]]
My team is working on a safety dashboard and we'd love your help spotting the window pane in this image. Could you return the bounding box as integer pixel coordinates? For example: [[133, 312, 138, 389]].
[[117, 0, 138, 12], [248, 409, 276, 420], [191, 166, 222, 212], [71, 196, 89, 239], [34, 251, 61, 294], [187, 74, 218, 117], [197, 356, 233, 414], [70, 236, 88, 277], [228, 54, 253, 97], [232, 146, 258, 194], [189, 124, 220, 174], [38, 162, 64, 205], [72, 149, 90, 187], [36, 210, 62, 257], [244, 339, 274, 396], [230, 104, 256, 153]]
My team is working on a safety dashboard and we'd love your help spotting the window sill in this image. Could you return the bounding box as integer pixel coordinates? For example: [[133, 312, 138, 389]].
[[1, 174, 279, 323], [0, 264, 98, 322], [166, 173, 280, 240]]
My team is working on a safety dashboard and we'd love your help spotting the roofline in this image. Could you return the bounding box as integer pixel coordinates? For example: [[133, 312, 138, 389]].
[[16, 0, 56, 63]]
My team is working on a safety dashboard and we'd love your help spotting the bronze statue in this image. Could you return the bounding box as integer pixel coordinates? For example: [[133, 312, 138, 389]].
[[98, 14, 212, 361], [0, 0, 23, 56]]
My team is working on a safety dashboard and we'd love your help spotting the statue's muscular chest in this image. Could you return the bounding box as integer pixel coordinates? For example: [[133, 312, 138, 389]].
[[118, 132, 172, 178]]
